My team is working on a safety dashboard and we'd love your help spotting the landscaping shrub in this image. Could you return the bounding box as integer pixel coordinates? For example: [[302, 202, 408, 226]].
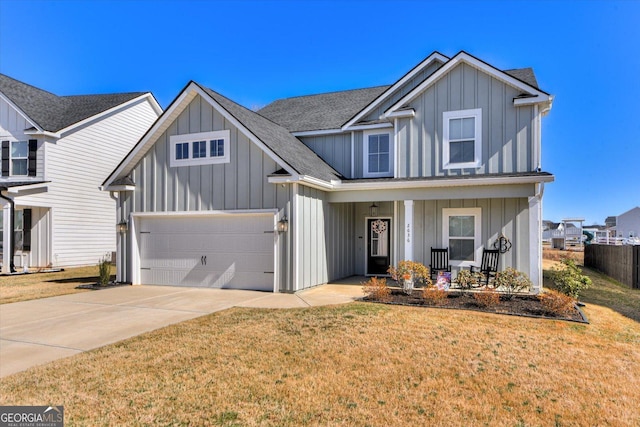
[[362, 277, 391, 302], [551, 258, 592, 299], [493, 267, 532, 300], [98, 254, 111, 286], [455, 269, 478, 295], [388, 260, 431, 294], [422, 286, 448, 305], [473, 286, 501, 308], [538, 289, 576, 316]]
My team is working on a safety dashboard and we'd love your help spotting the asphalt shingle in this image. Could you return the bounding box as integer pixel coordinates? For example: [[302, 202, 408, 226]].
[[257, 86, 390, 133], [0, 74, 146, 132], [198, 83, 342, 182]]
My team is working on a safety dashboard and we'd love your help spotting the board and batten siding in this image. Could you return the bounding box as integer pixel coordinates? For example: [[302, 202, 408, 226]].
[[397, 197, 531, 277], [398, 63, 535, 178], [362, 59, 445, 122], [15, 97, 159, 267], [294, 185, 356, 290], [127, 95, 289, 214], [0, 96, 45, 178], [120, 94, 294, 291], [299, 133, 351, 178]]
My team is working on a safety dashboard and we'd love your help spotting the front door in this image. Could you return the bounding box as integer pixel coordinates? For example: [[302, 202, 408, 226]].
[[367, 218, 391, 275]]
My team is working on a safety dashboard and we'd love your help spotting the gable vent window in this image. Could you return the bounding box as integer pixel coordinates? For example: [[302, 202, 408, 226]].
[[363, 130, 394, 178], [170, 130, 230, 167], [443, 108, 482, 169]]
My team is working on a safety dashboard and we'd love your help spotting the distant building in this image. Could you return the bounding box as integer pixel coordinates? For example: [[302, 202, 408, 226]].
[[617, 207, 640, 238], [605, 216, 617, 229]]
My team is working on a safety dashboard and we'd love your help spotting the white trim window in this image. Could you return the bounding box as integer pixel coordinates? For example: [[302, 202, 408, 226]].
[[443, 207, 482, 266], [443, 108, 482, 169], [11, 141, 29, 176], [170, 130, 230, 167], [363, 130, 394, 177]]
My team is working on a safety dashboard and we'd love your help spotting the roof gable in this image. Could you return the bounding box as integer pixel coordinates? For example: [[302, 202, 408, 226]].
[[386, 51, 552, 117], [104, 82, 341, 188], [0, 73, 155, 133]]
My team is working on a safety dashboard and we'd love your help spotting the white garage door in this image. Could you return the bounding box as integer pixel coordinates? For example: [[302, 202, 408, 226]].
[[138, 214, 275, 291]]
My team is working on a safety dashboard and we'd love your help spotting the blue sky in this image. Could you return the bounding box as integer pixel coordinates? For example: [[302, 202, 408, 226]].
[[1, 0, 638, 225]]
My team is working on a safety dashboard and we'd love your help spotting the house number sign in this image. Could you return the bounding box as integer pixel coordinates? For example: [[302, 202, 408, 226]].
[[406, 223, 411, 243]]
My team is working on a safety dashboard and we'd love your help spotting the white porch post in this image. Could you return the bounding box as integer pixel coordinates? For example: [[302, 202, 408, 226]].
[[529, 190, 542, 293], [1, 202, 11, 274], [404, 200, 414, 261]]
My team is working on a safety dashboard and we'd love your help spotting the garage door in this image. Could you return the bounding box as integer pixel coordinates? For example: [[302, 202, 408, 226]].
[[138, 214, 275, 291]]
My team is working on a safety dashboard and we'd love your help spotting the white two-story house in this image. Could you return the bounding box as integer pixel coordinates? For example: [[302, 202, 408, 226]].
[[1, 74, 161, 272], [103, 51, 553, 292]]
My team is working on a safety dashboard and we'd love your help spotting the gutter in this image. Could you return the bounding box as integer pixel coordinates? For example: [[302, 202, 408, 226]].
[[0, 189, 16, 273]]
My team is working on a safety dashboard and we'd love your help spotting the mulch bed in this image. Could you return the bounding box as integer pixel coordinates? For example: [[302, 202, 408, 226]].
[[363, 288, 588, 323]]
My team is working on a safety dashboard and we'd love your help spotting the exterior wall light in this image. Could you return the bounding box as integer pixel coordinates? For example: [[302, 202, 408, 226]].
[[117, 220, 128, 234], [277, 216, 289, 233], [369, 203, 379, 217]]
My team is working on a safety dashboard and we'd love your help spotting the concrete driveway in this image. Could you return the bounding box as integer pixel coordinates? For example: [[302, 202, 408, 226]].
[[0, 283, 363, 377]]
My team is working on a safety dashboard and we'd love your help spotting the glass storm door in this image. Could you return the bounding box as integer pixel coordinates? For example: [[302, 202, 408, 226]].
[[367, 218, 391, 275]]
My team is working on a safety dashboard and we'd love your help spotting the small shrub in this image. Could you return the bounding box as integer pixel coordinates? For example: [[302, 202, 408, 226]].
[[551, 258, 592, 299], [538, 289, 576, 316], [455, 269, 478, 295], [362, 277, 391, 302], [493, 267, 532, 300], [422, 286, 448, 305], [473, 286, 501, 308], [98, 254, 111, 286], [388, 261, 431, 294]]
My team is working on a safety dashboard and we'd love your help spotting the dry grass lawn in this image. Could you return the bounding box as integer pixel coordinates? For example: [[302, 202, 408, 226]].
[[0, 266, 114, 304], [1, 299, 639, 425]]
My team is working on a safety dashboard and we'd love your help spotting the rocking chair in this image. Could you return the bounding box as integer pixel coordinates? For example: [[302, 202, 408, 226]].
[[469, 248, 500, 286], [429, 247, 451, 280]]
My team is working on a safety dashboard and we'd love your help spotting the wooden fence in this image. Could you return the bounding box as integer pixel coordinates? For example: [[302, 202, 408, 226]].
[[585, 244, 640, 289]]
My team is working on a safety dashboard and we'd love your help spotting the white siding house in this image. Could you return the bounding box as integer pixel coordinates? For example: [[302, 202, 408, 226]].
[[617, 207, 640, 239], [1, 74, 162, 272]]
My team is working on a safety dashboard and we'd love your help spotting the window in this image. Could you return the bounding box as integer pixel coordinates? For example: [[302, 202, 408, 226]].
[[363, 130, 394, 177], [210, 139, 224, 157], [192, 141, 206, 159], [443, 108, 482, 169], [175, 142, 189, 160], [169, 130, 230, 167], [11, 141, 28, 175], [443, 207, 481, 266]]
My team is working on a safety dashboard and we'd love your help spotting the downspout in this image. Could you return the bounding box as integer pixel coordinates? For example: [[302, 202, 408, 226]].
[[0, 189, 16, 273]]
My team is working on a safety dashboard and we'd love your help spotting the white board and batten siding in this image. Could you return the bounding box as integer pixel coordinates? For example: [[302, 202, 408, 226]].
[[16, 98, 160, 267], [120, 94, 293, 291]]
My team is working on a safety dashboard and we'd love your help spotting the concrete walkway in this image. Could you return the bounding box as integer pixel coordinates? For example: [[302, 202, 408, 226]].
[[0, 283, 364, 377]]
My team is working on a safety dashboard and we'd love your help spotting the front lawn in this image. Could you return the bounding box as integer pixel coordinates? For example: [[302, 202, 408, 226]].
[[1, 299, 638, 425], [0, 266, 113, 304]]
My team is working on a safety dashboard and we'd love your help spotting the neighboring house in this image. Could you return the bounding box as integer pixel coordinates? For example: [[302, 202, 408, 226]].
[[605, 216, 617, 229], [616, 207, 640, 238], [0, 74, 162, 273], [103, 51, 554, 293]]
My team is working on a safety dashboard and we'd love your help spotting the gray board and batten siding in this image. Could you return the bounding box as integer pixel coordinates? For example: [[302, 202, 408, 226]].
[[397, 62, 536, 178], [300, 63, 536, 181], [118, 94, 294, 291], [125, 94, 291, 214]]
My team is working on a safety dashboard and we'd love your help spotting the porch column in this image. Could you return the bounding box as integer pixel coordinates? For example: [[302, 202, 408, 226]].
[[404, 200, 414, 261], [529, 192, 542, 293], [1, 202, 11, 273]]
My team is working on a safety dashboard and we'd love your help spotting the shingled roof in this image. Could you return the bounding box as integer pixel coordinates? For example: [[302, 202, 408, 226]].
[[197, 83, 342, 182], [0, 73, 147, 132], [258, 86, 389, 133], [259, 68, 540, 133]]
